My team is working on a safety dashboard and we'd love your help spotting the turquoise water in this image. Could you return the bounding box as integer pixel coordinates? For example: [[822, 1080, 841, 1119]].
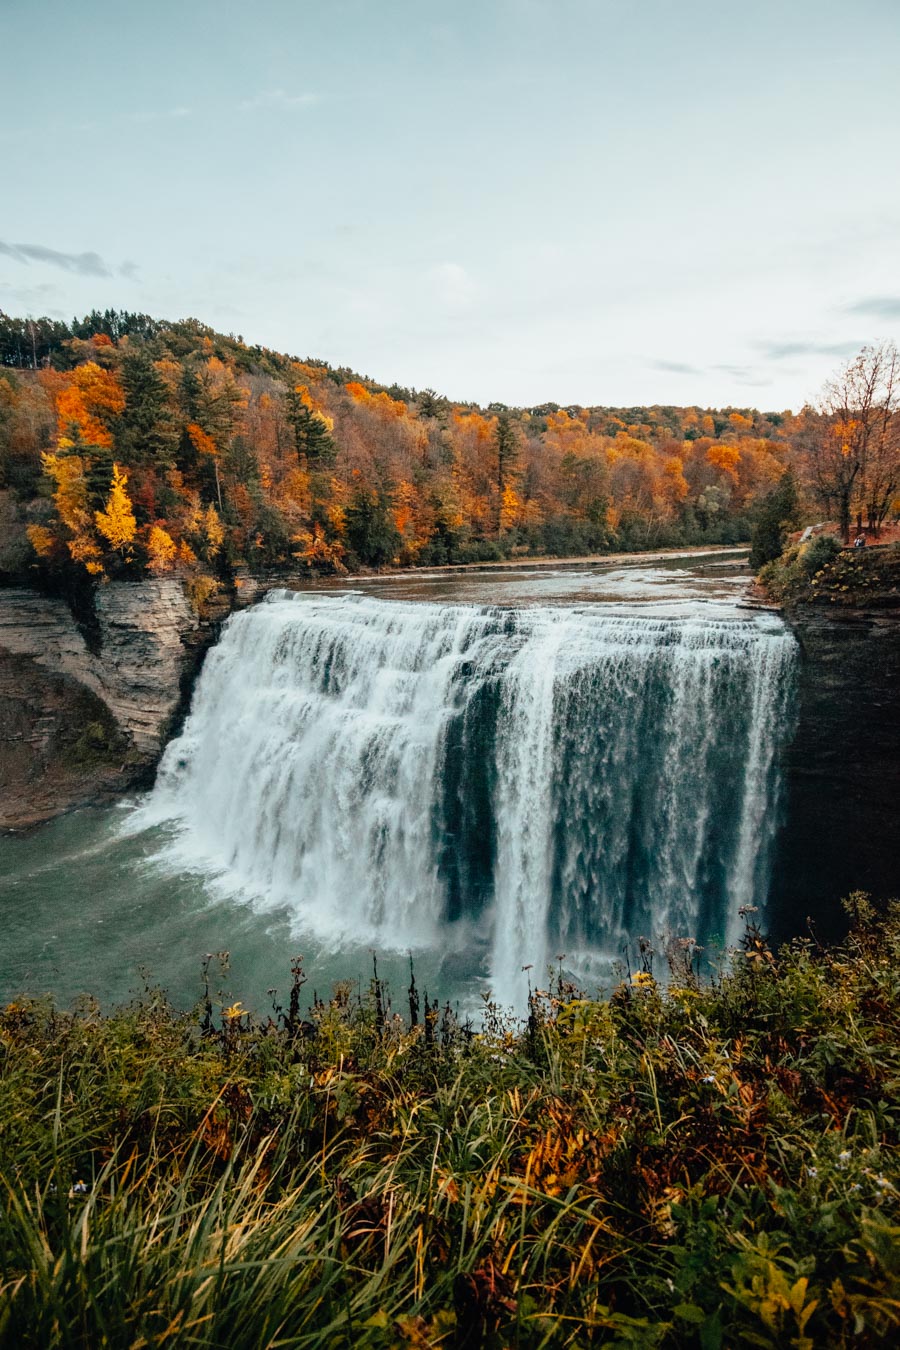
[[0, 805, 452, 1016]]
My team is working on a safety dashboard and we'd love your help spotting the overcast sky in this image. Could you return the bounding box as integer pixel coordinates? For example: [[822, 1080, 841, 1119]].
[[2, 0, 899, 410]]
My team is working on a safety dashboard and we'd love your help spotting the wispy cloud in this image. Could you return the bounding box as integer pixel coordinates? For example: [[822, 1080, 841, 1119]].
[[712, 363, 772, 387], [652, 359, 701, 375], [0, 280, 60, 309], [239, 89, 318, 112], [0, 241, 113, 277], [756, 338, 861, 362], [844, 295, 900, 320]]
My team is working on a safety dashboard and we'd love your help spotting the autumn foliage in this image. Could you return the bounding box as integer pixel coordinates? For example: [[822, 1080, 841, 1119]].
[[0, 308, 870, 589]]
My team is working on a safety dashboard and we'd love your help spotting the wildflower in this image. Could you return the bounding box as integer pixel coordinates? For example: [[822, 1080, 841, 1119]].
[[222, 1002, 245, 1020], [838, 1150, 851, 1169], [807, 1167, 818, 1178], [68, 1180, 89, 1198], [631, 971, 654, 987], [701, 1074, 716, 1084], [850, 1183, 862, 1193]]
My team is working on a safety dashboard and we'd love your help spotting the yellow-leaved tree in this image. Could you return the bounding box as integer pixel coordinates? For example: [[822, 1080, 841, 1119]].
[[95, 463, 137, 558], [37, 451, 104, 574], [202, 503, 225, 559], [147, 525, 178, 573], [500, 483, 523, 532]]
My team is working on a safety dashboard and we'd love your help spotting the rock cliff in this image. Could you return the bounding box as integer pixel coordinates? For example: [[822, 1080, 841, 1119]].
[[770, 604, 900, 939], [0, 580, 206, 829]]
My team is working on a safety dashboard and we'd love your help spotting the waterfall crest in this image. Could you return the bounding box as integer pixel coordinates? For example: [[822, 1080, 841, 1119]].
[[146, 590, 797, 1006]]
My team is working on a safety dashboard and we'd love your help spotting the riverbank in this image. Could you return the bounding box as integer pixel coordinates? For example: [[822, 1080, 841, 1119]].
[[335, 542, 750, 579], [1, 898, 897, 1347]]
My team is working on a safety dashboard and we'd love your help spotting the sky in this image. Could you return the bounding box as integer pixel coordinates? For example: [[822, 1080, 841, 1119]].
[[2, 0, 899, 411]]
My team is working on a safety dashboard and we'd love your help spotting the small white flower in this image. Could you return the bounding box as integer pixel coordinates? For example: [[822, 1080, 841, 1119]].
[[701, 1074, 716, 1084], [808, 1167, 818, 1178], [838, 1151, 851, 1169], [850, 1183, 862, 1193]]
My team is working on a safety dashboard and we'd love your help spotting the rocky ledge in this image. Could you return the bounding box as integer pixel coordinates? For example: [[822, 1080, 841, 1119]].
[[0, 580, 209, 829]]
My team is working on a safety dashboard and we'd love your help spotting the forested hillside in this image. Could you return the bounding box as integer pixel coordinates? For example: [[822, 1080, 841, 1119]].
[[0, 307, 829, 592]]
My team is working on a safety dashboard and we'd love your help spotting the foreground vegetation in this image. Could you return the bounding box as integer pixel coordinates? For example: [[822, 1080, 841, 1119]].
[[1, 901, 899, 1347]]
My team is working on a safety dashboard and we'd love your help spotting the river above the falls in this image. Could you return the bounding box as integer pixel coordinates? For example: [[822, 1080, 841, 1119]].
[[0, 551, 797, 1017]]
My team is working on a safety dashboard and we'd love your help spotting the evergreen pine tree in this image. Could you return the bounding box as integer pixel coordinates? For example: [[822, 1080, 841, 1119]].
[[494, 410, 519, 534], [179, 364, 202, 422], [285, 387, 335, 465], [344, 484, 400, 566], [749, 469, 798, 571], [117, 350, 177, 466]]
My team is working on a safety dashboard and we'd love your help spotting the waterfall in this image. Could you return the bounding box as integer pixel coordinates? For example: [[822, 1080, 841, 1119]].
[[145, 590, 797, 1007]]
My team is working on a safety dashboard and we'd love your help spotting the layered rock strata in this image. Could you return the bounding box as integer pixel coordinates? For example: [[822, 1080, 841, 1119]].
[[0, 581, 203, 828]]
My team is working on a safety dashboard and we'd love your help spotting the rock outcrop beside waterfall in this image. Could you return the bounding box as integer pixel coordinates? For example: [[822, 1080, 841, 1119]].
[[770, 603, 900, 937], [0, 580, 204, 829]]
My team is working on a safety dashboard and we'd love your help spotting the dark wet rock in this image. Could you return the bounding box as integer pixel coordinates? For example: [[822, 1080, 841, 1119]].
[[770, 604, 900, 940]]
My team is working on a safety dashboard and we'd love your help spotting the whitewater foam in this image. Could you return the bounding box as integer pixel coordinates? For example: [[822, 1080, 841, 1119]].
[[136, 590, 797, 1007]]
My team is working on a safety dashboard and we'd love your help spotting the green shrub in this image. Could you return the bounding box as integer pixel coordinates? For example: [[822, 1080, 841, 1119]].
[[799, 533, 842, 575]]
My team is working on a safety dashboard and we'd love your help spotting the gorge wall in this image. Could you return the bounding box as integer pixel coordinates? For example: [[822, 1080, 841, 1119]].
[[0, 581, 208, 828], [770, 604, 900, 938]]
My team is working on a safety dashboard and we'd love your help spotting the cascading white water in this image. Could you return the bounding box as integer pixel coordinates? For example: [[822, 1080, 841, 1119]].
[[143, 590, 797, 1008]]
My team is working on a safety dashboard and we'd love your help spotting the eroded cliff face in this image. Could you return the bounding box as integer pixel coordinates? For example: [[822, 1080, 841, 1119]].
[[770, 605, 900, 939], [0, 581, 206, 829]]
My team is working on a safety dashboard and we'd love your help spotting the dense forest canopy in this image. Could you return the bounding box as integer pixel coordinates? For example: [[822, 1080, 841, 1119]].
[[1, 309, 896, 591]]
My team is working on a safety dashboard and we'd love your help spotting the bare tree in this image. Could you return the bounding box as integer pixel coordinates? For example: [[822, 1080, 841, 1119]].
[[803, 342, 900, 541], [859, 344, 900, 535]]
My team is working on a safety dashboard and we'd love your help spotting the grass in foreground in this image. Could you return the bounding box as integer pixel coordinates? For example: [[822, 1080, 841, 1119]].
[[1, 900, 899, 1348]]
